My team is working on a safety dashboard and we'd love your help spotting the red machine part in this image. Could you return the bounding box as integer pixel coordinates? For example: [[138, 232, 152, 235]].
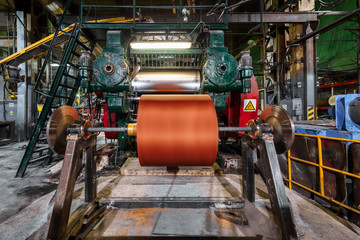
[[103, 103, 117, 139], [227, 76, 259, 136]]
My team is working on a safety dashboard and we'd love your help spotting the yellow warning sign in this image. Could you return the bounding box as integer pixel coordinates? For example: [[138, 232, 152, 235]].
[[245, 101, 255, 111], [243, 99, 256, 112], [10, 110, 13, 116]]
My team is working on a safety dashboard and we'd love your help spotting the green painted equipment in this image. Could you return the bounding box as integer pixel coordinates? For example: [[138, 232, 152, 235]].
[[83, 28, 257, 153], [17, 0, 258, 176], [93, 31, 128, 88]]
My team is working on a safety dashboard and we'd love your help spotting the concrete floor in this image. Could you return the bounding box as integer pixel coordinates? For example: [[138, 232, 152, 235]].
[[0, 140, 360, 239]]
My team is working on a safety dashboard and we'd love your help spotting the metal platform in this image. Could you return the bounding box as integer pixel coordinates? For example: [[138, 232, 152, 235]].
[[295, 122, 360, 140], [81, 159, 281, 239]]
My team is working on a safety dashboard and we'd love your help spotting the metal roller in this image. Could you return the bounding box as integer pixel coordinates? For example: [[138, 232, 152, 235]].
[[131, 71, 201, 93]]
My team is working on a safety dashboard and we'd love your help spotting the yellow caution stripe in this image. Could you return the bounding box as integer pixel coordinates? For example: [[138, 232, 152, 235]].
[[307, 106, 315, 120]]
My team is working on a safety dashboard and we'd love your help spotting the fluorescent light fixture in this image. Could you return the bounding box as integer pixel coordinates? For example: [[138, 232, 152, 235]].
[[130, 41, 191, 49]]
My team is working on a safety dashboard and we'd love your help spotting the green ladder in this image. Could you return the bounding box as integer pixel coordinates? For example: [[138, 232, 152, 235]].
[[16, 7, 94, 177]]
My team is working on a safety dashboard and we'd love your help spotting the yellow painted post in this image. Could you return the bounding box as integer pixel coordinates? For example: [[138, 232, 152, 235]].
[[288, 150, 292, 190], [317, 137, 325, 196]]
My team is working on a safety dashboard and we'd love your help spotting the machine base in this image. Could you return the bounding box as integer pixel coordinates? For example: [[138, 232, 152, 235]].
[[120, 158, 223, 176]]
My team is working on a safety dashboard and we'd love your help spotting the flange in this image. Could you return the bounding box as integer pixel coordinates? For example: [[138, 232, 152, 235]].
[[259, 105, 295, 154], [47, 106, 80, 155]]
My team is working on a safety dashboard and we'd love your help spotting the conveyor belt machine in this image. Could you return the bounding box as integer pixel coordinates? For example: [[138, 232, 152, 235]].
[[46, 29, 298, 240]]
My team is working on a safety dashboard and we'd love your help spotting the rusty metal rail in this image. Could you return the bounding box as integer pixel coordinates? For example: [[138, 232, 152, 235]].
[[285, 133, 360, 215]]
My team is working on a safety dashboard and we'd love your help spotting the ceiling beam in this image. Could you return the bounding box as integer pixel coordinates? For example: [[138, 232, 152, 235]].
[[228, 12, 318, 24]]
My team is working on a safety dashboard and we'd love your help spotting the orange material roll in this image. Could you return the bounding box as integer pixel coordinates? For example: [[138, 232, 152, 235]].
[[137, 94, 219, 166]]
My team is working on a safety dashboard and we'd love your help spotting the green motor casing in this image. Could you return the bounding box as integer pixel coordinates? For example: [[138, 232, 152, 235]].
[[203, 30, 241, 92], [92, 31, 128, 89]]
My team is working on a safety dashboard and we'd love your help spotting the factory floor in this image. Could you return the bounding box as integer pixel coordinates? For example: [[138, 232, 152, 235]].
[[0, 139, 360, 239]]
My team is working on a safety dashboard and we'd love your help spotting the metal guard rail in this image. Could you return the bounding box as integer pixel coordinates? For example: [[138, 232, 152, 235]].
[[80, 0, 229, 29], [285, 133, 360, 215]]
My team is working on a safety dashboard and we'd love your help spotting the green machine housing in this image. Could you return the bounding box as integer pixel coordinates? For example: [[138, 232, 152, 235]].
[[79, 29, 254, 151]]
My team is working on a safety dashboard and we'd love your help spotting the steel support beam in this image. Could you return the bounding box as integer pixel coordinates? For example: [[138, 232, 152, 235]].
[[48, 135, 83, 240], [357, 1, 360, 93], [257, 137, 297, 240], [84, 145, 96, 203], [304, 23, 317, 120], [241, 137, 255, 203], [228, 12, 318, 23], [47, 134, 96, 240], [292, 8, 360, 44]]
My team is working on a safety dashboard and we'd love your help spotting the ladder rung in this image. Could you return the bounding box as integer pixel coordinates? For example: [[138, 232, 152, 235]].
[[67, 62, 79, 68], [59, 29, 72, 36], [63, 73, 80, 80], [35, 143, 48, 147], [58, 83, 77, 90], [54, 95, 70, 99], [39, 43, 50, 50], [48, 59, 71, 68], [76, 39, 91, 51], [29, 154, 51, 163], [38, 137, 47, 141], [33, 146, 49, 152], [71, 51, 80, 57], [48, 59, 60, 64], [34, 89, 52, 98]]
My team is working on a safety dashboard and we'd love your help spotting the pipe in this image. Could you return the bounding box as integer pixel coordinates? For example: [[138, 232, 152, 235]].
[[292, 8, 360, 45], [87, 127, 127, 132], [218, 127, 253, 132], [87, 126, 253, 133]]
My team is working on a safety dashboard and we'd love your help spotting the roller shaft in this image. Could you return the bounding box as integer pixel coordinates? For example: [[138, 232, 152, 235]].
[[87, 126, 253, 133], [87, 127, 127, 132], [218, 127, 253, 132]]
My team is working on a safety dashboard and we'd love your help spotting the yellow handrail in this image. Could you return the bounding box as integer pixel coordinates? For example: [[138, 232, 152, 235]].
[[0, 17, 140, 65], [286, 132, 360, 215]]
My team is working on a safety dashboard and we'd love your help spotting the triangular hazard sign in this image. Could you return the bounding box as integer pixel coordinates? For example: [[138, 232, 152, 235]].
[[245, 101, 255, 111]]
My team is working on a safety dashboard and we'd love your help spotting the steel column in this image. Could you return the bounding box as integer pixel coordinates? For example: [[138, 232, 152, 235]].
[[304, 23, 316, 120], [241, 137, 255, 203], [357, 1, 360, 93], [47, 135, 82, 240], [258, 137, 297, 240], [47, 134, 96, 240], [85, 145, 97, 203]]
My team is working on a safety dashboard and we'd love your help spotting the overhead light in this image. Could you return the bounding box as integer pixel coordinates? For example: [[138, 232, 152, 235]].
[[50, 63, 71, 67], [130, 41, 192, 49]]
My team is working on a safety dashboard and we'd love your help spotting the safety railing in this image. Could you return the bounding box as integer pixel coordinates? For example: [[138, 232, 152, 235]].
[[285, 133, 360, 215], [79, 0, 229, 29], [131, 52, 204, 70]]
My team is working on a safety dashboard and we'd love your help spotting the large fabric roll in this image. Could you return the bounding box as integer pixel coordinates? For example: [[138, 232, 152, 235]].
[[137, 94, 218, 166]]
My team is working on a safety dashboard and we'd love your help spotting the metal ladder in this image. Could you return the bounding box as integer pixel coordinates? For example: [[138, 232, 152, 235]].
[[16, 1, 94, 177]]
